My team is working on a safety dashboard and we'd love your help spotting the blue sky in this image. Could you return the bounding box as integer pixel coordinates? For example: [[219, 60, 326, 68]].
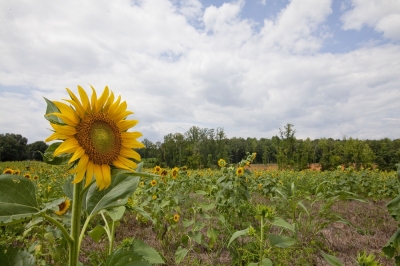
[[0, 0, 399, 144]]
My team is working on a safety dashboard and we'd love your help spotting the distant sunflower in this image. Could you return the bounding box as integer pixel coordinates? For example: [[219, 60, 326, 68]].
[[154, 165, 161, 174], [13, 169, 21, 175], [24, 173, 31, 179], [55, 198, 71, 215], [33, 175, 39, 180], [218, 159, 226, 167], [150, 179, 157, 186], [152, 195, 157, 200], [236, 167, 244, 176], [45, 86, 144, 190], [173, 214, 180, 223], [3, 168, 13, 174], [161, 169, 168, 176], [171, 167, 179, 179]]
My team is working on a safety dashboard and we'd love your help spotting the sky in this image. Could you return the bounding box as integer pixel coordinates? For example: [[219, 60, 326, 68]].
[[0, 0, 399, 144]]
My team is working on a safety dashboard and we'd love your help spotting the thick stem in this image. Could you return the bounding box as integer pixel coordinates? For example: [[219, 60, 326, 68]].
[[109, 220, 116, 255], [259, 216, 265, 263], [69, 182, 83, 266]]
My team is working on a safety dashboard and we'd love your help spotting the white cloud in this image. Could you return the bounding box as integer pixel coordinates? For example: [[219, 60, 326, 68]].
[[341, 0, 400, 40], [0, 0, 399, 144]]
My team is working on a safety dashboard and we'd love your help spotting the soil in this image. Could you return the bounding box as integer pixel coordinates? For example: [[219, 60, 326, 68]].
[[80, 199, 397, 266]]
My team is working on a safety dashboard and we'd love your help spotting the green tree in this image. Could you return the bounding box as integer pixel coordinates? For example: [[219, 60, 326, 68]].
[[26, 141, 48, 161], [0, 133, 28, 161]]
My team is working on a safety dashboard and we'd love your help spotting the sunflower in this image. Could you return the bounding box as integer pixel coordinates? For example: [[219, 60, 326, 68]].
[[150, 179, 157, 186], [3, 168, 13, 174], [33, 175, 39, 180], [139, 181, 144, 186], [45, 86, 144, 190], [171, 167, 179, 179], [55, 198, 71, 215], [173, 214, 180, 223], [161, 169, 168, 176], [154, 165, 161, 174], [13, 169, 21, 175], [152, 195, 157, 200], [218, 159, 226, 167], [236, 167, 244, 176], [24, 173, 31, 179]]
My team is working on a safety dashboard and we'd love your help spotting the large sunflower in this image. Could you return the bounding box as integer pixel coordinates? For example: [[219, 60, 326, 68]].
[[45, 85, 144, 190]]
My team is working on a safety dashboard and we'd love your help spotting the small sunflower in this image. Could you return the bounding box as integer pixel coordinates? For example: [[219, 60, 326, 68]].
[[24, 173, 31, 179], [45, 86, 144, 190], [152, 195, 157, 200], [236, 167, 244, 176], [55, 198, 71, 215], [154, 165, 161, 174], [173, 214, 180, 223], [161, 169, 168, 176], [33, 175, 39, 180], [150, 179, 157, 186], [3, 168, 13, 174], [13, 169, 21, 175], [182, 166, 187, 171], [139, 181, 144, 186], [218, 159, 226, 167], [171, 167, 179, 179]]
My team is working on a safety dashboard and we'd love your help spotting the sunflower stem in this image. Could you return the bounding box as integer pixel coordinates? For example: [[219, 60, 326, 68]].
[[69, 181, 83, 266]]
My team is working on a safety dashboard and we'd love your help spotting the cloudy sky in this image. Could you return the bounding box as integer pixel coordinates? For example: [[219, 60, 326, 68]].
[[0, 0, 399, 144]]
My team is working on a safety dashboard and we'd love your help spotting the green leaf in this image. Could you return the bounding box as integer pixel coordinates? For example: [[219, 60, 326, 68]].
[[131, 207, 153, 222], [188, 231, 203, 245], [106, 248, 150, 266], [84, 173, 139, 216], [42, 142, 72, 165], [383, 228, 400, 258], [271, 217, 295, 233], [227, 227, 249, 247], [136, 162, 144, 173], [43, 97, 64, 125], [260, 258, 273, 266], [267, 234, 295, 248], [131, 239, 164, 264], [0, 246, 35, 266], [105, 206, 126, 221], [175, 246, 189, 265], [88, 225, 107, 243], [321, 252, 344, 266], [0, 175, 38, 224], [195, 190, 207, 195]]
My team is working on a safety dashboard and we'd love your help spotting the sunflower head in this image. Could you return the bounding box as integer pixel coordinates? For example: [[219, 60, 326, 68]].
[[173, 214, 180, 223], [13, 169, 21, 175], [171, 167, 179, 179], [150, 179, 157, 187], [3, 168, 13, 174], [24, 173, 31, 179], [236, 167, 244, 176], [44, 86, 144, 190], [154, 165, 161, 174], [55, 198, 71, 215], [161, 169, 168, 177], [218, 159, 226, 168], [152, 195, 157, 200]]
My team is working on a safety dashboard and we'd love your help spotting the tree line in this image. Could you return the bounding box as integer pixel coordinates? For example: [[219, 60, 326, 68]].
[[1, 124, 399, 171], [137, 124, 400, 171], [0, 133, 48, 162]]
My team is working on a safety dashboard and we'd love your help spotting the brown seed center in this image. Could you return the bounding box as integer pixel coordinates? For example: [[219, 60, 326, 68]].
[[75, 113, 121, 165]]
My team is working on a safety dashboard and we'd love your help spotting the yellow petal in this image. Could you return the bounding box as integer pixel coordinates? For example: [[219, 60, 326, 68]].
[[117, 120, 138, 132], [53, 101, 79, 125], [101, 164, 111, 189], [69, 146, 85, 163], [54, 138, 80, 156], [90, 85, 98, 113], [85, 161, 94, 187], [97, 86, 109, 110], [93, 164, 104, 190], [51, 124, 76, 135], [121, 139, 145, 149], [71, 154, 89, 184], [78, 85, 91, 112], [114, 155, 137, 170], [119, 148, 141, 161], [45, 132, 71, 142], [103, 91, 115, 114], [121, 131, 143, 140], [66, 88, 85, 117], [50, 113, 79, 127]]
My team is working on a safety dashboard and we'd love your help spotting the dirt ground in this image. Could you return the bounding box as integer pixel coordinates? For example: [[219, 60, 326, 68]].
[[80, 199, 397, 265]]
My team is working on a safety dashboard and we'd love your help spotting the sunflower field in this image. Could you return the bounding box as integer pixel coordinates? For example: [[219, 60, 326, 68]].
[[1, 158, 399, 266]]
